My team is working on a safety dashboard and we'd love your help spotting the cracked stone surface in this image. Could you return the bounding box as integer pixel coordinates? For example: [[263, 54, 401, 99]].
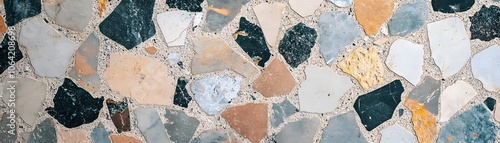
[[191, 76, 241, 115], [157, 10, 194, 47]]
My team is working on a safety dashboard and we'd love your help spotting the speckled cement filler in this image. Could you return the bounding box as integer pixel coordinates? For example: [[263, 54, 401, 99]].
[[0, 0, 499, 142]]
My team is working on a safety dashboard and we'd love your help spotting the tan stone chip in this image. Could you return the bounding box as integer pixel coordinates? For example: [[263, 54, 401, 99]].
[[253, 58, 297, 98], [337, 47, 383, 90], [109, 134, 142, 143], [221, 103, 268, 143]]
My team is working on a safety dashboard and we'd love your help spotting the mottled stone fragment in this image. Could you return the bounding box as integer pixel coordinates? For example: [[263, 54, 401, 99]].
[[221, 103, 267, 143], [321, 111, 367, 143], [471, 44, 500, 92], [438, 104, 498, 142], [28, 118, 57, 143], [331, 0, 353, 7], [278, 23, 317, 68], [192, 130, 241, 143], [99, 0, 156, 49], [0, 113, 17, 143], [69, 33, 101, 92], [57, 127, 90, 143], [253, 59, 296, 98], [204, 0, 249, 32], [158, 11, 193, 47], [0, 32, 23, 75], [271, 99, 298, 127], [319, 11, 361, 65], [4, 0, 41, 26], [470, 5, 500, 41], [353, 80, 403, 131], [44, 0, 92, 32], [134, 108, 171, 143], [192, 76, 241, 115], [408, 76, 441, 115], [388, 0, 429, 36], [439, 80, 477, 122], [432, 0, 474, 13], [289, 0, 322, 17], [1, 78, 47, 126], [380, 124, 416, 143], [354, 0, 396, 36], [46, 78, 103, 128], [386, 40, 424, 85], [166, 0, 203, 12], [91, 123, 111, 143], [253, 3, 286, 47], [173, 77, 191, 108], [405, 99, 437, 143], [299, 65, 353, 113], [275, 117, 320, 143], [110, 135, 142, 143], [337, 47, 383, 90], [234, 17, 271, 67], [106, 99, 130, 133], [164, 108, 200, 143]]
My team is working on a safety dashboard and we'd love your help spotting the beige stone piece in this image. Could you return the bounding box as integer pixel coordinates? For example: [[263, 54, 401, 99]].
[[1, 78, 48, 126], [289, 0, 322, 17], [337, 47, 384, 90], [254, 3, 286, 47], [57, 127, 90, 143]]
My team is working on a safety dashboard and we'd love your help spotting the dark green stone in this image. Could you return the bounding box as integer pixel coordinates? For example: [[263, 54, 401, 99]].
[[164, 108, 200, 143], [0, 113, 17, 143], [234, 17, 271, 67], [4, 0, 41, 26], [166, 0, 203, 12], [28, 119, 56, 143], [278, 23, 317, 68], [0, 35, 23, 75], [399, 109, 404, 117], [173, 77, 191, 108], [484, 97, 496, 111], [431, 0, 474, 13], [470, 5, 500, 41]]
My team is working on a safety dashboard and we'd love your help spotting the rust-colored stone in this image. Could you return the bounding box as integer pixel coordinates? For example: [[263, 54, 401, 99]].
[[109, 134, 142, 143], [221, 103, 268, 143], [145, 45, 157, 55], [354, 0, 396, 36], [98, 0, 106, 17], [253, 59, 296, 97], [337, 47, 383, 90], [405, 99, 437, 143], [0, 16, 6, 35]]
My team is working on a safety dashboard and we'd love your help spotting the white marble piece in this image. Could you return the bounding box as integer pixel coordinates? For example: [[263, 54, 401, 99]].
[[289, 0, 322, 17], [386, 39, 424, 85], [134, 108, 172, 143], [1, 78, 47, 126], [380, 124, 416, 143], [253, 3, 286, 47], [191, 76, 241, 115], [299, 65, 354, 113], [158, 11, 193, 47], [44, 0, 93, 32], [427, 17, 471, 78], [19, 19, 78, 77], [192, 12, 203, 31], [331, 0, 353, 7], [439, 80, 477, 122], [471, 44, 500, 92]]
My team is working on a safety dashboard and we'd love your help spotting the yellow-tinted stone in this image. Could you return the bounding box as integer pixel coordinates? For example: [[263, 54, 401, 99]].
[[354, 0, 396, 36], [98, 0, 106, 17], [337, 47, 383, 90], [405, 99, 437, 143], [253, 59, 297, 97]]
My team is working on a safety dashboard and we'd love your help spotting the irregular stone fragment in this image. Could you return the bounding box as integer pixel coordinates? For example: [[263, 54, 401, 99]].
[[354, 0, 396, 36], [405, 99, 437, 143], [278, 23, 317, 68], [234, 17, 271, 67], [106, 99, 130, 133], [44, 0, 92, 32], [432, 0, 474, 13], [99, 0, 156, 49], [319, 11, 361, 65], [104, 53, 175, 105], [158, 11, 193, 47], [373, 38, 388, 46], [57, 127, 90, 143], [470, 5, 500, 41], [484, 97, 496, 111], [1, 78, 47, 126], [204, 0, 249, 32], [399, 109, 404, 117], [192, 12, 203, 31], [353, 80, 403, 131], [28, 118, 57, 143], [388, 0, 429, 36], [98, 0, 106, 17], [91, 123, 111, 143], [221, 103, 267, 143], [0, 32, 23, 75], [407, 76, 441, 115], [271, 99, 298, 127], [331, 0, 353, 7], [471, 44, 500, 92], [191, 36, 259, 77], [0, 113, 17, 143], [337, 47, 384, 90], [19, 19, 78, 77], [4, 0, 41, 26], [69, 33, 101, 92], [321, 111, 367, 143], [275, 117, 320, 143], [46, 78, 103, 128], [145, 45, 157, 55], [427, 17, 471, 78], [437, 104, 498, 142], [134, 108, 171, 143], [192, 76, 241, 115], [380, 124, 416, 143], [299, 65, 353, 113], [0, 17, 6, 35], [192, 130, 241, 143], [253, 59, 296, 98], [166, 0, 203, 12], [253, 3, 286, 47], [289, 0, 322, 17], [495, 103, 500, 122], [439, 80, 477, 122], [173, 77, 192, 108], [385, 40, 424, 85], [164, 108, 200, 143], [110, 135, 142, 143]]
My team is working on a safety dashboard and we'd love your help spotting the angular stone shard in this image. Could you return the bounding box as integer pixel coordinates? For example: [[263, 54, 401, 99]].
[[192, 76, 241, 115], [380, 124, 416, 143], [19, 19, 78, 77], [1, 78, 47, 126], [98, 0, 106, 17], [408, 76, 441, 115], [470, 6, 500, 41], [57, 127, 90, 143], [388, 0, 429, 36], [331, 0, 353, 7], [271, 99, 298, 127], [104, 53, 175, 105], [91, 123, 111, 143], [353, 80, 403, 131], [166, 0, 203, 12], [46, 78, 104, 128], [204, 0, 249, 32], [253, 59, 296, 98], [484, 97, 496, 111], [427, 17, 471, 78], [431, 0, 474, 13], [299, 65, 353, 113], [495, 103, 500, 122], [28, 118, 57, 143], [0, 113, 17, 143], [437, 104, 498, 142], [385, 40, 424, 85], [321, 111, 367, 143], [0, 17, 5, 35], [275, 117, 320, 143], [106, 99, 130, 133], [69, 33, 101, 92], [158, 11, 193, 47], [191, 36, 259, 77], [44, 0, 93, 32], [289, 0, 322, 17], [164, 108, 200, 143], [110, 135, 142, 143], [278, 23, 317, 68], [319, 11, 361, 65], [192, 130, 242, 143], [234, 17, 271, 67], [134, 108, 171, 143], [337, 47, 384, 90], [99, 0, 156, 49], [439, 80, 477, 122], [221, 103, 268, 143], [404, 99, 437, 143], [253, 3, 286, 47], [471, 44, 500, 92], [4, 0, 41, 26], [0, 32, 23, 75], [173, 77, 192, 108], [354, 0, 396, 36]]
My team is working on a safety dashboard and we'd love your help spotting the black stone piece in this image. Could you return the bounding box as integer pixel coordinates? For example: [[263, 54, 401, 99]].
[[353, 80, 404, 131], [234, 17, 271, 67], [166, 0, 203, 12], [470, 5, 500, 41], [484, 97, 496, 111], [278, 23, 317, 68], [431, 0, 474, 13], [399, 109, 404, 117], [4, 0, 41, 26], [46, 78, 104, 128], [99, 0, 156, 49], [0, 35, 23, 75], [173, 77, 191, 108]]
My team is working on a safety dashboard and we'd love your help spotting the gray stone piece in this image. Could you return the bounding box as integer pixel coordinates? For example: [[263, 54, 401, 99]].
[[91, 123, 111, 143], [204, 0, 250, 32], [321, 111, 367, 143], [275, 117, 320, 143], [135, 107, 172, 143], [191, 76, 241, 115], [0, 113, 17, 143], [44, 0, 93, 32], [271, 99, 298, 127], [164, 108, 200, 143], [408, 76, 441, 115], [388, 0, 429, 36], [28, 118, 57, 143]]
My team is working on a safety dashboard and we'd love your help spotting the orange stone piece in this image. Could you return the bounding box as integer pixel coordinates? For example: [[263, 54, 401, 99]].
[[110, 134, 142, 143], [98, 0, 106, 17], [222, 103, 268, 143], [253, 59, 297, 97], [0, 16, 6, 35], [145, 45, 157, 55], [405, 99, 437, 143], [354, 0, 396, 36], [337, 47, 384, 90]]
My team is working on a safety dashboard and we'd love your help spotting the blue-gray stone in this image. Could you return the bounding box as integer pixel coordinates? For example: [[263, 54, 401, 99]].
[[271, 99, 298, 127], [204, 0, 249, 32], [164, 108, 200, 143], [407, 76, 440, 115], [91, 123, 111, 143], [319, 11, 361, 65], [4, 0, 41, 26], [275, 117, 320, 143], [321, 111, 367, 143], [0, 113, 17, 143], [192, 130, 240, 143], [28, 118, 57, 143], [388, 0, 429, 36]]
